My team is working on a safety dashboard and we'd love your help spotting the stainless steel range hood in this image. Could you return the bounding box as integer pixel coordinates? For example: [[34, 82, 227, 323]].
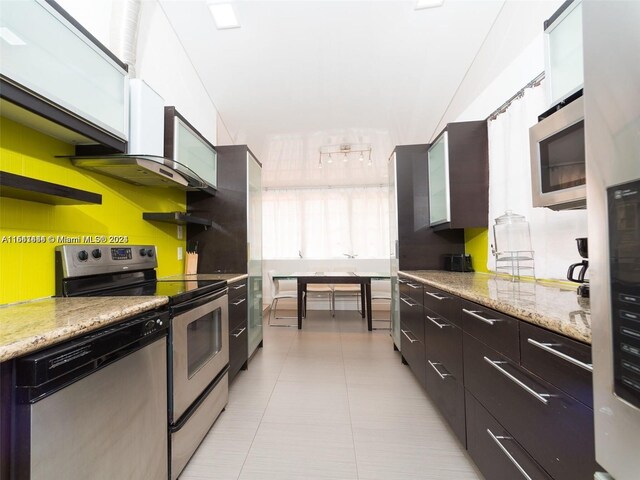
[[65, 154, 214, 193]]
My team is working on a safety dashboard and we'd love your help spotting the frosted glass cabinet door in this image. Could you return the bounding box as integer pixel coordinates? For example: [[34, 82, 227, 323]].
[[428, 132, 451, 226], [388, 152, 400, 348], [247, 153, 263, 356], [175, 118, 217, 188], [0, 0, 128, 139]]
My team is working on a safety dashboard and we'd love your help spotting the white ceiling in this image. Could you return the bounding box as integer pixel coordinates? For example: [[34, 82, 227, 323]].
[[158, 0, 561, 178]]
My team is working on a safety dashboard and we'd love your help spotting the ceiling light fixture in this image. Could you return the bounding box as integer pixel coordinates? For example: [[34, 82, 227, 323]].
[[318, 143, 372, 167], [414, 0, 445, 10], [208, 2, 240, 30], [0, 27, 26, 46]]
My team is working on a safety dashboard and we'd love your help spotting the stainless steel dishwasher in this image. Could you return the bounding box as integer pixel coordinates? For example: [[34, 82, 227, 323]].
[[12, 310, 169, 480]]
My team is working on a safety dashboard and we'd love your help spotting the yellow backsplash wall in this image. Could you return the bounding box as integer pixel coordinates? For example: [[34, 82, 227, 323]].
[[464, 228, 489, 273], [0, 117, 186, 304]]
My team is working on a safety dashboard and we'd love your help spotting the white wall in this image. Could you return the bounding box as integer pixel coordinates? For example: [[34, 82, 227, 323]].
[[455, 34, 588, 281]]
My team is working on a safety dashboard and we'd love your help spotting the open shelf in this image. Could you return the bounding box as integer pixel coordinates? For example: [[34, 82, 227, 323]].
[[142, 212, 213, 227], [0, 171, 102, 205]]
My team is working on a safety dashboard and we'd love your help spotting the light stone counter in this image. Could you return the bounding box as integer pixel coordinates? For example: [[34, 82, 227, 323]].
[[399, 271, 591, 344], [159, 273, 248, 284], [0, 296, 169, 362]]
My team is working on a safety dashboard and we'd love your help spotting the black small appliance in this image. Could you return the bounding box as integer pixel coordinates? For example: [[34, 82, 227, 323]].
[[567, 237, 589, 297]]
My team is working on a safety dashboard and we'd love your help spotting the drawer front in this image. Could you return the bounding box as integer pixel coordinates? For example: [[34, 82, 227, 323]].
[[400, 294, 424, 343], [424, 306, 463, 380], [401, 322, 426, 388], [466, 391, 553, 480], [422, 284, 461, 327], [229, 294, 248, 331], [229, 321, 248, 381], [464, 333, 597, 480], [459, 298, 520, 362], [399, 278, 424, 304], [425, 359, 466, 445], [228, 280, 248, 300], [520, 322, 593, 408]]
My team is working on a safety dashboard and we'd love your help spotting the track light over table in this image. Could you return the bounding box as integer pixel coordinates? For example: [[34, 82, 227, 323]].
[[318, 143, 372, 169]]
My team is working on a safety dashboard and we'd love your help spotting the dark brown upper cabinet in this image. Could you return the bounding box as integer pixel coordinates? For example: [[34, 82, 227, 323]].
[[427, 121, 489, 230], [0, 0, 129, 153]]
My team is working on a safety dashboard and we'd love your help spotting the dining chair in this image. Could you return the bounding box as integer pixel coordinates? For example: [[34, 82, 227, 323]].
[[268, 270, 302, 327], [370, 279, 392, 330], [332, 284, 361, 314], [305, 284, 335, 317]]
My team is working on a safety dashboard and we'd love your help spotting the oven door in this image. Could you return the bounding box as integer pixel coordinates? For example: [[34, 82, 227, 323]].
[[170, 288, 229, 422]]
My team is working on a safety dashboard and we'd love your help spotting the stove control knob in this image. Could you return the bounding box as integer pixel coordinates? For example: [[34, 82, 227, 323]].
[[77, 250, 89, 261], [139, 248, 147, 257], [91, 249, 102, 259], [146, 249, 155, 258]]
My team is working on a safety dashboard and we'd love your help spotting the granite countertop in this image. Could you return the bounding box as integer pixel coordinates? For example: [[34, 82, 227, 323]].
[[399, 271, 591, 344], [0, 296, 169, 362], [159, 273, 248, 284]]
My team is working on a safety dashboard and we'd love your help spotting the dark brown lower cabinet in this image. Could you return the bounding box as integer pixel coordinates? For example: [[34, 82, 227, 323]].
[[464, 332, 597, 480], [425, 359, 466, 445], [228, 281, 248, 382], [466, 391, 553, 480], [400, 321, 426, 389]]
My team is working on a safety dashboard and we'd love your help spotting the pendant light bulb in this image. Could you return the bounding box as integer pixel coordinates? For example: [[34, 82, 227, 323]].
[[343, 153, 348, 162], [359, 152, 364, 162], [327, 154, 333, 164]]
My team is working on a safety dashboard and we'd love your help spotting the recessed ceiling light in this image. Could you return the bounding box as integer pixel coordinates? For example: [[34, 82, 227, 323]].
[[0, 27, 26, 46], [415, 0, 445, 10], [208, 3, 240, 30]]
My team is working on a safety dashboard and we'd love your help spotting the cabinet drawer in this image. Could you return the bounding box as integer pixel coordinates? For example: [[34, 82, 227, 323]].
[[459, 298, 519, 362], [228, 280, 247, 300], [466, 391, 552, 480], [424, 307, 463, 380], [401, 323, 426, 388], [464, 333, 597, 480], [422, 285, 460, 327], [400, 294, 424, 343], [399, 278, 423, 304], [520, 322, 593, 408], [229, 321, 248, 382], [229, 294, 248, 331], [425, 358, 466, 445]]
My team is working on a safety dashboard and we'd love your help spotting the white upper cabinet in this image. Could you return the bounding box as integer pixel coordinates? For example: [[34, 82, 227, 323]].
[[0, 0, 128, 145], [545, 0, 583, 106]]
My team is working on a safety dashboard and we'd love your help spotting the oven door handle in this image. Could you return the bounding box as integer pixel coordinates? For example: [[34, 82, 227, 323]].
[[171, 287, 229, 315]]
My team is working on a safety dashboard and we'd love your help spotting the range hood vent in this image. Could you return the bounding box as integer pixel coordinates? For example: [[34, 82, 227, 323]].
[[61, 154, 216, 195]]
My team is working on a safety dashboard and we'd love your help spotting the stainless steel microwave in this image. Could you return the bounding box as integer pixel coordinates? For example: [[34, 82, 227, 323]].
[[529, 95, 586, 210]]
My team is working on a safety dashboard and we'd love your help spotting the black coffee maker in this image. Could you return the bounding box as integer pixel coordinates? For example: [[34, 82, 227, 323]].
[[567, 237, 589, 297]]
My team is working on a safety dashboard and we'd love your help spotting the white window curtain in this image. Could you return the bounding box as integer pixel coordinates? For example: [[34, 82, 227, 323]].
[[263, 186, 390, 259], [487, 81, 588, 280]]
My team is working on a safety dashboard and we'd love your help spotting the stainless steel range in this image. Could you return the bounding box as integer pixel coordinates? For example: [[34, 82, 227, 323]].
[[55, 244, 229, 479]]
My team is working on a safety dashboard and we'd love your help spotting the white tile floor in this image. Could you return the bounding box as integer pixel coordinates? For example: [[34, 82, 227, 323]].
[[179, 310, 483, 480]]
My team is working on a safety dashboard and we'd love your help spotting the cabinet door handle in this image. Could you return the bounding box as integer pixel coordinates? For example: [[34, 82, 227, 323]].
[[484, 356, 550, 405], [428, 360, 452, 380], [425, 291, 447, 301], [527, 338, 593, 372], [398, 278, 407, 284], [400, 297, 418, 307], [231, 327, 246, 338], [401, 329, 417, 343], [232, 298, 246, 306], [486, 429, 533, 480], [426, 315, 450, 329], [407, 283, 421, 289], [463, 308, 498, 325], [233, 284, 246, 290]]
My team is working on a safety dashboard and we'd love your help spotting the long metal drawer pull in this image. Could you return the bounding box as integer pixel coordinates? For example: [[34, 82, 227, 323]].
[[463, 308, 498, 325], [426, 315, 450, 329], [232, 298, 246, 306], [400, 297, 418, 307], [484, 356, 550, 405], [428, 360, 452, 380], [407, 283, 421, 289], [233, 284, 246, 290], [486, 429, 533, 480], [527, 338, 593, 372], [425, 291, 447, 301], [401, 329, 417, 343], [231, 327, 246, 337]]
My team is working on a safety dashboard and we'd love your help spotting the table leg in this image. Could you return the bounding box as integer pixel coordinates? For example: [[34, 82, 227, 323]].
[[366, 281, 372, 331], [297, 281, 305, 329], [360, 283, 366, 318]]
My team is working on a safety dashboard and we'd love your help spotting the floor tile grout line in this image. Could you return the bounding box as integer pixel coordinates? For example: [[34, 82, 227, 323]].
[[235, 319, 296, 480]]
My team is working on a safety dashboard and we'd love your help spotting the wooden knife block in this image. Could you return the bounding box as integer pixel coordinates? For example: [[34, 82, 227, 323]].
[[184, 252, 198, 275]]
